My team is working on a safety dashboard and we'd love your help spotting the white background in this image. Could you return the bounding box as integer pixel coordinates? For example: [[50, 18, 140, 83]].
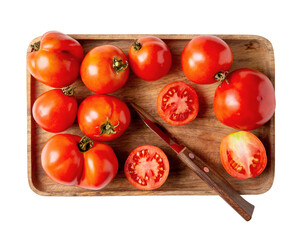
[[0, 0, 299, 239]]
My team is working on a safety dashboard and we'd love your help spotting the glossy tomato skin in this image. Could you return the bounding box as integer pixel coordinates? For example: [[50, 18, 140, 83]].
[[78, 95, 131, 141], [181, 36, 233, 84], [157, 81, 199, 126], [128, 36, 172, 81], [213, 68, 276, 130], [80, 45, 129, 94], [124, 145, 169, 190], [220, 131, 267, 179], [41, 134, 119, 190], [78, 142, 118, 190], [27, 31, 84, 88], [32, 88, 77, 133], [41, 134, 83, 185]]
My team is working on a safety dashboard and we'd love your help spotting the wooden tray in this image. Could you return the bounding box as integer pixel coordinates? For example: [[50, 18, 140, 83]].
[[27, 34, 275, 196]]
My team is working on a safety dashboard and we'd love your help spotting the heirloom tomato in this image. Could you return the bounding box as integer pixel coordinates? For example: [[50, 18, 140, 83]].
[[213, 68, 275, 130], [124, 145, 169, 190], [220, 131, 267, 179], [181, 35, 233, 84], [80, 45, 129, 94], [41, 134, 118, 189], [78, 95, 131, 141], [27, 31, 84, 88], [128, 36, 172, 81]]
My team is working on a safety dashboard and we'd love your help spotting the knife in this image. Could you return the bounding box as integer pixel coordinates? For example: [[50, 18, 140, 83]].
[[130, 103, 254, 221]]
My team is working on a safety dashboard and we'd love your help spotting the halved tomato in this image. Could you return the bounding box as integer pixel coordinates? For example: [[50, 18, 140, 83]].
[[157, 81, 199, 126], [124, 145, 169, 190], [220, 131, 267, 179]]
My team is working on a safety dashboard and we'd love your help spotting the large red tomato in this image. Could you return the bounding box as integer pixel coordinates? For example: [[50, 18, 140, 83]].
[[80, 45, 129, 94], [27, 31, 84, 88], [157, 81, 199, 126], [41, 134, 118, 189], [124, 145, 169, 190], [213, 68, 276, 130], [128, 36, 172, 81], [220, 131, 267, 179], [181, 35, 233, 84], [78, 95, 131, 141], [32, 87, 77, 133]]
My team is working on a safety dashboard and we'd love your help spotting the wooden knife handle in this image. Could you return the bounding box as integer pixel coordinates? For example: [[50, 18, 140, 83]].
[[178, 147, 254, 221]]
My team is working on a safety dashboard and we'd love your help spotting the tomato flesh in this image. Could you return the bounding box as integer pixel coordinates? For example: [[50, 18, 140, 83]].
[[157, 81, 199, 126], [125, 145, 169, 190], [220, 131, 267, 179]]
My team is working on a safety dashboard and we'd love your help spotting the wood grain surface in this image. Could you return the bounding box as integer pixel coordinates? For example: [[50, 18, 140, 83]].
[[27, 34, 275, 196]]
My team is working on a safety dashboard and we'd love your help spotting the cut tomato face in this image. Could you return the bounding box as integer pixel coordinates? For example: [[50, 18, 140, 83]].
[[220, 131, 267, 179], [157, 81, 199, 126], [124, 145, 169, 190]]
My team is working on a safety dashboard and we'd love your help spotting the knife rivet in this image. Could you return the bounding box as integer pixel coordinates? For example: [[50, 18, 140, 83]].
[[188, 153, 195, 159], [204, 167, 209, 173]]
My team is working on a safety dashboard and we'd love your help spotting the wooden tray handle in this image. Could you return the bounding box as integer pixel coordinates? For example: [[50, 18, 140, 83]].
[[178, 147, 255, 221]]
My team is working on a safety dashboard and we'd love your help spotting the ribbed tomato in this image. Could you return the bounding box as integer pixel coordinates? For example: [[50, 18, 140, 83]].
[[27, 31, 83, 88], [41, 134, 118, 190]]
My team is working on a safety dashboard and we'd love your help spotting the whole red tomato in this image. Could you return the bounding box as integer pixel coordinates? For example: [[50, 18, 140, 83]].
[[32, 87, 77, 133], [213, 68, 276, 130], [181, 36, 233, 84], [27, 31, 84, 88], [41, 134, 118, 190], [80, 45, 129, 94], [78, 95, 131, 141], [220, 131, 267, 179], [128, 36, 172, 81], [124, 145, 169, 190], [157, 81, 199, 126]]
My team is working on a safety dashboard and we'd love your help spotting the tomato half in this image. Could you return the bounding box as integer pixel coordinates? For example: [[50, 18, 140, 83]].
[[77, 95, 131, 141], [27, 31, 84, 88], [80, 45, 129, 94], [220, 131, 267, 179], [41, 134, 118, 189], [128, 36, 172, 81], [32, 87, 77, 133], [213, 68, 276, 130], [181, 35, 233, 84], [157, 81, 199, 126], [124, 145, 169, 190]]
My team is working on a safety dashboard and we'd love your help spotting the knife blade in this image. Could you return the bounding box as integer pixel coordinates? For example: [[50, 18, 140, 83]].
[[130, 103, 255, 221]]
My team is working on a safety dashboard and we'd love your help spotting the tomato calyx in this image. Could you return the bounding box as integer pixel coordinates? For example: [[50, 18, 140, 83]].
[[132, 40, 142, 51], [214, 71, 229, 84], [95, 116, 119, 137], [62, 86, 76, 96], [112, 56, 128, 73], [30, 41, 40, 52], [78, 136, 94, 152]]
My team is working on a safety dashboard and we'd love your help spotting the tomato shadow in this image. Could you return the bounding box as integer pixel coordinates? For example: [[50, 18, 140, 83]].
[[195, 88, 208, 118]]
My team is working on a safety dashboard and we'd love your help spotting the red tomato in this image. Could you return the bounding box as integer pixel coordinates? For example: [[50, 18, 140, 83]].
[[128, 36, 172, 81], [181, 36, 233, 84], [41, 134, 118, 189], [27, 31, 84, 88], [124, 145, 169, 190], [220, 131, 267, 179], [213, 68, 276, 130], [157, 81, 199, 126], [32, 87, 77, 133], [78, 95, 131, 141], [80, 45, 129, 94]]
